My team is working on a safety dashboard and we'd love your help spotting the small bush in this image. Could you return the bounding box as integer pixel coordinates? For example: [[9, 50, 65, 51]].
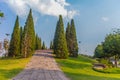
[[99, 59, 113, 68]]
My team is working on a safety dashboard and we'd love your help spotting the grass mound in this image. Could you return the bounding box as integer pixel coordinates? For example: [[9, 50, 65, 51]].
[[56, 55, 120, 80], [93, 67, 120, 74]]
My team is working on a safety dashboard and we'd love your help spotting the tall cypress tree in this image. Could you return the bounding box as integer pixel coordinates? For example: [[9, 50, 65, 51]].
[[66, 22, 71, 55], [50, 41, 53, 49], [22, 9, 35, 57], [38, 37, 42, 49], [21, 25, 27, 58], [8, 16, 20, 57], [20, 27, 23, 55], [35, 34, 38, 50], [53, 21, 59, 54], [70, 19, 78, 57], [35, 34, 42, 50], [53, 15, 68, 59], [42, 41, 46, 50]]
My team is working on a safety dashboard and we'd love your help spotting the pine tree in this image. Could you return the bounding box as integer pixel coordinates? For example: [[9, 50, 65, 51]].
[[66, 22, 71, 55], [37, 37, 42, 49], [8, 16, 20, 57], [35, 34, 38, 50], [53, 21, 59, 54], [35, 34, 41, 50], [21, 25, 27, 58], [53, 15, 68, 59], [50, 41, 53, 49], [22, 9, 35, 57], [42, 41, 46, 50], [69, 19, 78, 57], [20, 27, 23, 55]]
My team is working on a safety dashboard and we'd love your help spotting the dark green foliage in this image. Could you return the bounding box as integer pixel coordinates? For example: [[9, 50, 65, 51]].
[[53, 21, 58, 54], [94, 44, 104, 58], [35, 34, 38, 50], [0, 11, 4, 24], [102, 30, 120, 67], [8, 16, 20, 57], [53, 15, 68, 59], [94, 29, 120, 67], [50, 41, 53, 49], [103, 33, 120, 57], [42, 41, 46, 50], [21, 25, 28, 58], [8, 9, 36, 58], [35, 34, 41, 50], [69, 19, 78, 57], [22, 9, 35, 57], [0, 11, 4, 17], [20, 27, 23, 55], [66, 22, 71, 55], [38, 38, 41, 49]]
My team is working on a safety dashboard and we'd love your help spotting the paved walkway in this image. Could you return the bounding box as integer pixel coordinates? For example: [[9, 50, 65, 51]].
[[13, 50, 69, 80]]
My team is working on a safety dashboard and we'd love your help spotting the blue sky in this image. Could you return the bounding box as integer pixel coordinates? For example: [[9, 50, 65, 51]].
[[0, 0, 120, 55]]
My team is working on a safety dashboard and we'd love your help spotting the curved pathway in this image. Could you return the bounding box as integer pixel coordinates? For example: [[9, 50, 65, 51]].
[[13, 50, 69, 80]]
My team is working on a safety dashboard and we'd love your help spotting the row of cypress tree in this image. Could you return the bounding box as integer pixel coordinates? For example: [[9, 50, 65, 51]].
[[66, 19, 78, 57], [8, 12, 78, 58], [35, 34, 48, 50], [8, 9, 42, 58], [53, 15, 78, 59]]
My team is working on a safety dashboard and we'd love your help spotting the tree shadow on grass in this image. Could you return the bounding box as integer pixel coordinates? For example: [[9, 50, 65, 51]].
[[65, 71, 120, 80], [68, 56, 96, 63], [0, 68, 23, 79], [34, 53, 53, 58], [59, 60, 92, 69]]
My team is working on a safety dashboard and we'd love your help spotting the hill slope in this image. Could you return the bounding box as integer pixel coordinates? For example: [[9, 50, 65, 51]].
[[56, 55, 120, 80]]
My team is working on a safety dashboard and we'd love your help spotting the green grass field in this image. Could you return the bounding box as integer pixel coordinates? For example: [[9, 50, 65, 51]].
[[0, 57, 30, 80], [56, 55, 120, 80]]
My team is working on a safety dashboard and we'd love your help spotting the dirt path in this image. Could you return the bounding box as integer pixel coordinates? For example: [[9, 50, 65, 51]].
[[13, 50, 69, 80]]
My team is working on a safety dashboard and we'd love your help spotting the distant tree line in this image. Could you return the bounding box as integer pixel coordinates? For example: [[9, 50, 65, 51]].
[[94, 29, 120, 67], [53, 15, 78, 59]]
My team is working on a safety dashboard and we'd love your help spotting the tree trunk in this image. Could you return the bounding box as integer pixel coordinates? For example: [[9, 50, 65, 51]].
[[115, 55, 117, 67]]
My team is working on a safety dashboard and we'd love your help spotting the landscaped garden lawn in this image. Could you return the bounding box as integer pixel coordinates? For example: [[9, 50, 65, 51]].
[[0, 57, 30, 80], [56, 55, 120, 80]]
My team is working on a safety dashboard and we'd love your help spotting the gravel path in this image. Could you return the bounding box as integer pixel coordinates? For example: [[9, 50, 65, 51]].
[[12, 50, 69, 80]]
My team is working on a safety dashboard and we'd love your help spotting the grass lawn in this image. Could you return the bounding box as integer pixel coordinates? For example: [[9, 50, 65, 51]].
[[56, 55, 120, 80], [0, 57, 30, 80]]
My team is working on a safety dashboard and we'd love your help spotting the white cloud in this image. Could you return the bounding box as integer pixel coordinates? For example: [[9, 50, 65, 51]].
[[55, 0, 70, 6], [67, 10, 79, 19], [4, 0, 78, 19], [4, 0, 29, 17], [33, 14, 38, 26], [101, 17, 109, 22]]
